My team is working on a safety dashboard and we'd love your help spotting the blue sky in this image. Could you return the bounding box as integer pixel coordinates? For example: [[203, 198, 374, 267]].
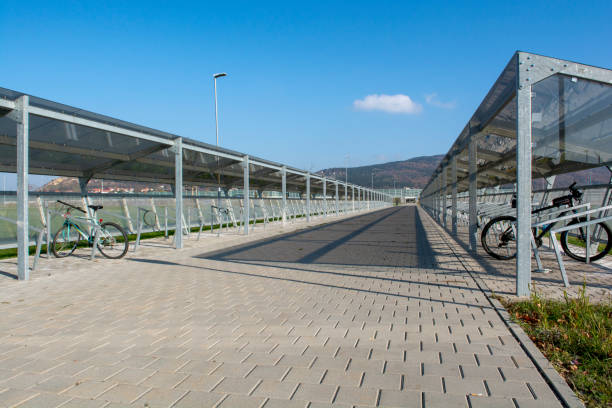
[[1, 1, 612, 188]]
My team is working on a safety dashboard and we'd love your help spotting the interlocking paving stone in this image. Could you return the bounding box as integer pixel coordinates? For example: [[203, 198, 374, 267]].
[[55, 397, 107, 408], [282, 368, 326, 384], [378, 389, 421, 408], [171, 390, 224, 407], [246, 365, 290, 381], [262, 398, 308, 408], [31, 375, 76, 394], [291, 383, 337, 404], [216, 394, 266, 408], [333, 386, 378, 406], [0, 389, 39, 407], [320, 369, 363, 387], [97, 383, 150, 403], [360, 372, 402, 390], [9, 392, 71, 408], [210, 377, 260, 395], [0, 207, 570, 407], [61, 380, 115, 399], [423, 391, 468, 408], [133, 387, 189, 407]]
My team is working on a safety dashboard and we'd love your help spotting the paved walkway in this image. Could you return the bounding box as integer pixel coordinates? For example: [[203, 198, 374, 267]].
[[0, 206, 568, 407]]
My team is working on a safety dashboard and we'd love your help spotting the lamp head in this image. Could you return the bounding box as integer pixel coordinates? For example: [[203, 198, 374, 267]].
[[213, 72, 227, 79]]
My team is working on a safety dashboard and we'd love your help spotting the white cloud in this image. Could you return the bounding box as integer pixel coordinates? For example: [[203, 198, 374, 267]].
[[353, 94, 422, 114], [425, 93, 456, 109]]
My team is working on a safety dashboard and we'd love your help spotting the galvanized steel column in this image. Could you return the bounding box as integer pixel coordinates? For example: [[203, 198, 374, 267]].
[[306, 173, 310, 223], [442, 170, 447, 228], [243, 155, 250, 234], [468, 133, 478, 252], [516, 69, 533, 296], [335, 182, 339, 216], [323, 178, 327, 217], [344, 183, 347, 212], [15, 95, 29, 280], [352, 185, 355, 211], [174, 137, 183, 249], [451, 155, 457, 235], [281, 166, 287, 224]]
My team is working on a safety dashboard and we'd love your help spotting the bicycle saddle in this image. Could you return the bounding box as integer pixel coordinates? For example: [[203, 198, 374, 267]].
[[88, 205, 104, 211]]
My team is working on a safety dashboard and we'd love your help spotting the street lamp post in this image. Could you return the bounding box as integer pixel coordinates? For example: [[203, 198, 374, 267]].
[[213, 72, 227, 209]]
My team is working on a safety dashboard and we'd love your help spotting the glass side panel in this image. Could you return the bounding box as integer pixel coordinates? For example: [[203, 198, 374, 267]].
[[532, 74, 612, 168]]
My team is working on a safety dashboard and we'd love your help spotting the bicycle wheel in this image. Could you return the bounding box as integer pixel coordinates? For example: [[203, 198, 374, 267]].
[[52, 224, 80, 258], [96, 222, 129, 259], [481, 215, 517, 260], [143, 210, 157, 229], [560, 220, 612, 262]]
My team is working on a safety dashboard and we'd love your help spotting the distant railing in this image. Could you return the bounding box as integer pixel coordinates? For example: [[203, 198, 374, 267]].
[[0, 192, 385, 251]]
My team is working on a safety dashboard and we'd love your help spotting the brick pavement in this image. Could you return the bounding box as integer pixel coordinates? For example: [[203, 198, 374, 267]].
[[0, 206, 569, 407]]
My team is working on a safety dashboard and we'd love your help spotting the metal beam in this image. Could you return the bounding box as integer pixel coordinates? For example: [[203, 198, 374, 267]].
[[451, 155, 458, 235], [15, 96, 29, 280], [282, 166, 287, 224], [516, 58, 533, 297], [306, 173, 311, 222], [28, 105, 174, 147], [243, 156, 250, 234], [174, 138, 183, 249], [468, 132, 478, 252]]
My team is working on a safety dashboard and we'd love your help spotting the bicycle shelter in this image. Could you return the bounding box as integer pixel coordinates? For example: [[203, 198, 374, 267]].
[[0, 88, 391, 280], [420, 51, 612, 296]]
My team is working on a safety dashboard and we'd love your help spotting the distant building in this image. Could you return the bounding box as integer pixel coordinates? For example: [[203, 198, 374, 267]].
[[375, 187, 421, 204]]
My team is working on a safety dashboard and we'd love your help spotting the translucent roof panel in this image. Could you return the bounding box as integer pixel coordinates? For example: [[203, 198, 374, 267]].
[[424, 53, 612, 196], [29, 114, 163, 156]]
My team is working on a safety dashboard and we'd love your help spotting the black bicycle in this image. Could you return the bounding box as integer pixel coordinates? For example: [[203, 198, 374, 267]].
[[481, 183, 611, 262]]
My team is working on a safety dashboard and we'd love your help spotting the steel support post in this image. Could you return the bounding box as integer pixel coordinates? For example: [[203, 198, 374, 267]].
[[15, 95, 29, 280], [434, 180, 439, 221], [451, 155, 457, 235], [516, 75, 533, 296], [243, 155, 250, 234], [442, 170, 447, 228], [335, 182, 339, 216], [352, 186, 355, 211], [468, 134, 478, 252], [281, 166, 287, 224], [323, 178, 327, 217], [306, 173, 311, 222], [344, 184, 347, 212], [174, 137, 183, 249]]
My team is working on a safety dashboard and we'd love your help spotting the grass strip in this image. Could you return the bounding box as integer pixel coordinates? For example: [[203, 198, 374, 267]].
[[500, 286, 612, 407]]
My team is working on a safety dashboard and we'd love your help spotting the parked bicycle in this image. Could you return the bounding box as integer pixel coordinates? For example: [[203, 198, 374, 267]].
[[481, 183, 611, 261], [141, 208, 159, 230], [52, 200, 129, 259]]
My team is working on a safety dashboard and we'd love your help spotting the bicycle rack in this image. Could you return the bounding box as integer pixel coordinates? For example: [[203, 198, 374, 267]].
[[547, 204, 612, 287], [0, 215, 46, 271]]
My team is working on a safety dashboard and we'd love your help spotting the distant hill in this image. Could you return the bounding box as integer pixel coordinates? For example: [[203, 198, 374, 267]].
[[319, 155, 444, 189]]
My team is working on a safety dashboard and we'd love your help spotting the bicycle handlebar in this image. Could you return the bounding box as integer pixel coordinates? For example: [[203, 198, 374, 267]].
[[57, 200, 86, 213]]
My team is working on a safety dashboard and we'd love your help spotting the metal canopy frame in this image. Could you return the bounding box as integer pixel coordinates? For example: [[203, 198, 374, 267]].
[[0, 87, 392, 280], [420, 51, 612, 296]]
